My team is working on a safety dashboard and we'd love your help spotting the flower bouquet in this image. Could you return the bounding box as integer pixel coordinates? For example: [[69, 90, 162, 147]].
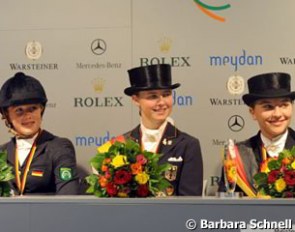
[[0, 151, 14, 197], [254, 147, 295, 198], [86, 136, 172, 197]]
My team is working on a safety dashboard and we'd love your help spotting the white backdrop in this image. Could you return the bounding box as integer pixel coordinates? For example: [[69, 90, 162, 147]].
[[1, 0, 295, 195]]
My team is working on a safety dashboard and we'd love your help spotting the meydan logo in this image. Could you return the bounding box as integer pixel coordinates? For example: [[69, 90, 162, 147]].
[[193, 0, 231, 22]]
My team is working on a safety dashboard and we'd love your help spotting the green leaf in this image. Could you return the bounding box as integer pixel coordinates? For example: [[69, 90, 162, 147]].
[[85, 174, 98, 186], [86, 185, 95, 194], [0, 151, 14, 196], [90, 155, 105, 171], [268, 160, 281, 170], [254, 172, 268, 186]]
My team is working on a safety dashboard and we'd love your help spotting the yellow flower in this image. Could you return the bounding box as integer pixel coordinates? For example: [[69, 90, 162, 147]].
[[226, 166, 237, 183], [291, 161, 295, 170], [135, 172, 149, 184], [97, 141, 112, 153], [256, 191, 271, 199], [111, 154, 128, 169], [274, 178, 286, 193], [117, 191, 128, 197]]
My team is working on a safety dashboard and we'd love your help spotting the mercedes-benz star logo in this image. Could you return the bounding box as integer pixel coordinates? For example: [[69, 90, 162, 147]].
[[91, 39, 107, 55], [228, 115, 244, 132]]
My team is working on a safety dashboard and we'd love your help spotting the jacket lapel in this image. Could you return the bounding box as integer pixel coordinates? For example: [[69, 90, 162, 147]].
[[6, 139, 16, 167], [128, 125, 141, 144], [32, 130, 54, 161], [285, 128, 295, 150], [157, 122, 178, 156]]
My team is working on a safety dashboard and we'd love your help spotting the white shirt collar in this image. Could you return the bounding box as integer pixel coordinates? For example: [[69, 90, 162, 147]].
[[16, 133, 38, 150], [140, 120, 168, 152], [16, 133, 39, 166], [141, 120, 168, 140], [260, 130, 288, 157]]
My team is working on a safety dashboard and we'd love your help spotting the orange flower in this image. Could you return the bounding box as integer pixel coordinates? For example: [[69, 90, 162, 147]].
[[260, 160, 270, 173], [131, 163, 142, 175], [104, 158, 112, 164], [101, 165, 108, 172], [225, 166, 237, 183], [101, 158, 111, 171], [98, 176, 108, 188], [223, 159, 235, 169], [282, 157, 291, 165]]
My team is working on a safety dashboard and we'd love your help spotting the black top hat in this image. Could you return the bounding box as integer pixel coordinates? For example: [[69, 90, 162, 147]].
[[124, 64, 180, 96], [242, 72, 295, 106], [0, 72, 47, 108]]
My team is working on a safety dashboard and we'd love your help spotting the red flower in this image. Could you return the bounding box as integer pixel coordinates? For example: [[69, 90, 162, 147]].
[[111, 135, 125, 144], [106, 182, 118, 196], [282, 191, 294, 198], [267, 170, 280, 184], [104, 170, 111, 179], [113, 169, 132, 185], [136, 184, 150, 197], [284, 170, 295, 186], [136, 154, 147, 165]]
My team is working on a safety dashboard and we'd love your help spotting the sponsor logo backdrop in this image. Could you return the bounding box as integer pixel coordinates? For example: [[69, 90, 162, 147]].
[[1, 0, 295, 195]]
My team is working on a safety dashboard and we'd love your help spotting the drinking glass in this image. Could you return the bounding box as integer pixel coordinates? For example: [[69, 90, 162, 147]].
[[223, 145, 237, 196]]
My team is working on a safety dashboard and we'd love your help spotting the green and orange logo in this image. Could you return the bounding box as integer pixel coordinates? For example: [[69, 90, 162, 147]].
[[193, 0, 231, 22]]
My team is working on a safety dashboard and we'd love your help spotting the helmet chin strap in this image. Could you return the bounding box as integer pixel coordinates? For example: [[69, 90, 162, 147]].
[[2, 113, 38, 139], [8, 127, 19, 137], [2, 116, 19, 137]]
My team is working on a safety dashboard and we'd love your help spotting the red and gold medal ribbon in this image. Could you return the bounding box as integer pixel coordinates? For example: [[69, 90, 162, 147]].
[[15, 130, 42, 195], [261, 145, 267, 162], [259, 146, 269, 173], [232, 146, 256, 197]]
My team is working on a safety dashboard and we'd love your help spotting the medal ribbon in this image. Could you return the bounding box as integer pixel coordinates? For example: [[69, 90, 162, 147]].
[[15, 131, 41, 195], [261, 145, 267, 162], [258, 145, 268, 173]]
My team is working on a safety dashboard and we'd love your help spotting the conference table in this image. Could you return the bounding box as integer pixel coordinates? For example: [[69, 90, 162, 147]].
[[0, 196, 294, 232]]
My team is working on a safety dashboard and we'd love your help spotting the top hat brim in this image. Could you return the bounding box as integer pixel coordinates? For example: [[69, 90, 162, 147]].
[[242, 91, 295, 106], [124, 83, 180, 96]]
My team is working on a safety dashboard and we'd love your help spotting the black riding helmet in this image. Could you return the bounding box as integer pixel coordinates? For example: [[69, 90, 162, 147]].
[[0, 72, 47, 133], [0, 72, 47, 111]]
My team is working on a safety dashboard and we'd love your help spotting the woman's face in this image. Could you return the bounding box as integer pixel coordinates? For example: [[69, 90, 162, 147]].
[[7, 104, 43, 138], [132, 89, 173, 129], [250, 97, 293, 139]]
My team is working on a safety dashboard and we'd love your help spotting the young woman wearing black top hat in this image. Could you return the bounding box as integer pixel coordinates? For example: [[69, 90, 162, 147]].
[[123, 64, 203, 196], [218, 72, 295, 195]]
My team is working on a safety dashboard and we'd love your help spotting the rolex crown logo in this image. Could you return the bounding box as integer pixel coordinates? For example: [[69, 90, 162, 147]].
[[159, 37, 172, 53], [92, 78, 105, 93]]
